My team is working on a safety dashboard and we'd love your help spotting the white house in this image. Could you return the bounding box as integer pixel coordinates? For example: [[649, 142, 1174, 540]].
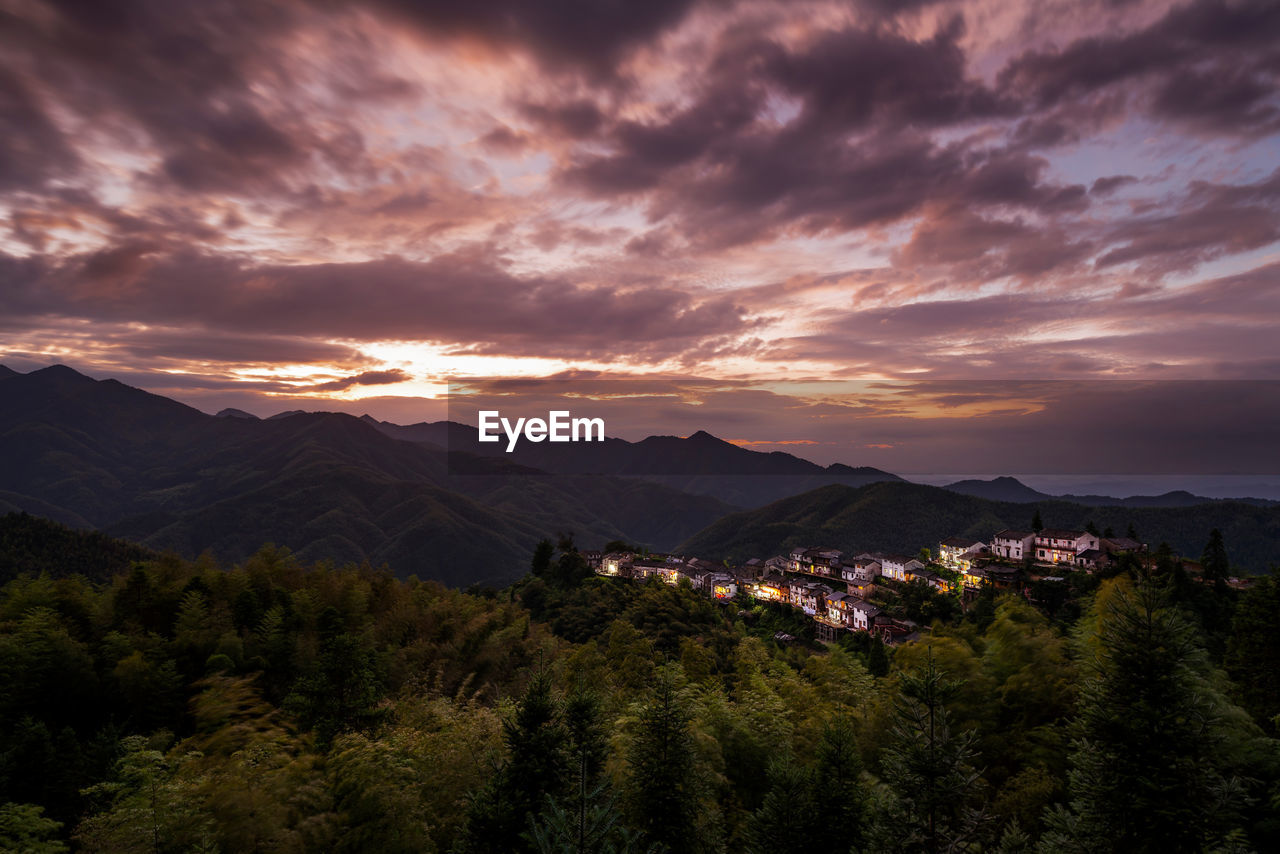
[[848, 599, 882, 632], [1034, 530, 1100, 565], [872, 553, 925, 582], [990, 530, 1035, 561], [840, 556, 881, 585]]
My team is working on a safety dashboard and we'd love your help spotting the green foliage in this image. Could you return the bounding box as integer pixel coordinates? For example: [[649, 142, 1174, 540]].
[[0, 802, 68, 854], [868, 635, 890, 677], [1226, 572, 1280, 733], [624, 668, 701, 854], [4, 532, 1280, 852], [458, 668, 572, 854], [1040, 580, 1257, 853], [868, 651, 989, 853], [744, 755, 817, 854]]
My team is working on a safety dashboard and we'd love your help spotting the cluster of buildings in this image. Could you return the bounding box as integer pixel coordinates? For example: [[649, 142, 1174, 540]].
[[584, 527, 1148, 644]]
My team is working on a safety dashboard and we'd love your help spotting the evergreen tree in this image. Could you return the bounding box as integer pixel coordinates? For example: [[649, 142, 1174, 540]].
[[1039, 582, 1252, 853], [1031, 510, 1044, 533], [744, 755, 817, 854], [868, 635, 890, 678], [459, 669, 571, 853], [1225, 573, 1280, 732], [550, 535, 592, 589], [526, 780, 653, 854], [283, 632, 384, 748], [532, 539, 556, 578], [814, 714, 868, 852], [625, 669, 699, 854], [869, 651, 988, 853], [1201, 529, 1230, 589]]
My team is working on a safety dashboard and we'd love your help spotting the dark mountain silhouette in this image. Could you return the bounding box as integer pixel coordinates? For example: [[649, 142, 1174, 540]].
[[942, 476, 1277, 508], [215, 407, 260, 419], [0, 365, 734, 585], [678, 480, 1280, 572], [358, 416, 903, 506]]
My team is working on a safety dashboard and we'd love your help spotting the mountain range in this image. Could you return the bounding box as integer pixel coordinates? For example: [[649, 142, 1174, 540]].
[[677, 481, 1280, 573], [0, 365, 736, 585], [941, 475, 1277, 508], [2, 364, 1278, 581]]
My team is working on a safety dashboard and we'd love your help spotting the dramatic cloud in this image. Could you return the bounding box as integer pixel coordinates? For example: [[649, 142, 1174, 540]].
[[1, 0, 1278, 470]]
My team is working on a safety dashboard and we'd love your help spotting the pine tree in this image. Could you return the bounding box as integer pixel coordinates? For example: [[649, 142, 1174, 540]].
[[869, 651, 988, 853], [744, 755, 817, 854], [625, 669, 698, 854], [1201, 529, 1230, 589], [814, 714, 868, 852], [1031, 510, 1044, 533], [868, 635, 890, 678], [459, 670, 571, 853], [1039, 582, 1252, 853], [531, 539, 555, 578], [1225, 573, 1280, 732]]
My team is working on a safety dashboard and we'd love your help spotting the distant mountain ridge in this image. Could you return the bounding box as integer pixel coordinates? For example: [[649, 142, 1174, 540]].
[[0, 365, 736, 585], [941, 475, 1278, 508], [677, 480, 1280, 573], [5, 363, 1277, 582], [358, 415, 903, 507]]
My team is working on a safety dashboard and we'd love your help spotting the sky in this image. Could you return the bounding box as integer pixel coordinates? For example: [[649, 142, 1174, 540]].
[[1, 0, 1279, 474]]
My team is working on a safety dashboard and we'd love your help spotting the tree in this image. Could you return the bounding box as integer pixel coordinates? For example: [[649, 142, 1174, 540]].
[[550, 535, 592, 589], [1039, 581, 1253, 853], [744, 755, 817, 854], [1201, 529, 1230, 589], [458, 669, 570, 854], [868, 636, 890, 678], [526, 779, 654, 854], [0, 803, 68, 854], [284, 632, 384, 748], [75, 735, 217, 853], [625, 668, 699, 854], [1226, 573, 1280, 732], [532, 539, 556, 578], [1031, 510, 1044, 533], [814, 714, 869, 852], [868, 651, 987, 853]]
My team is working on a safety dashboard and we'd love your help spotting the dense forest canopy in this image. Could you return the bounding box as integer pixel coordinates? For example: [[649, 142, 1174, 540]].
[[1, 519, 1279, 853]]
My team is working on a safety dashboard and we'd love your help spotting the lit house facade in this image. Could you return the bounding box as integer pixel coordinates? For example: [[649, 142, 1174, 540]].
[[789, 547, 843, 578], [848, 599, 882, 632], [990, 530, 1035, 561], [790, 581, 832, 615], [938, 537, 986, 570], [1034, 530, 1100, 565], [873, 553, 925, 582], [841, 557, 881, 585]]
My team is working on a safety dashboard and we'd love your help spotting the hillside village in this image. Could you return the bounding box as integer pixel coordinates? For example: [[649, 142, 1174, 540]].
[[586, 528, 1155, 644]]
